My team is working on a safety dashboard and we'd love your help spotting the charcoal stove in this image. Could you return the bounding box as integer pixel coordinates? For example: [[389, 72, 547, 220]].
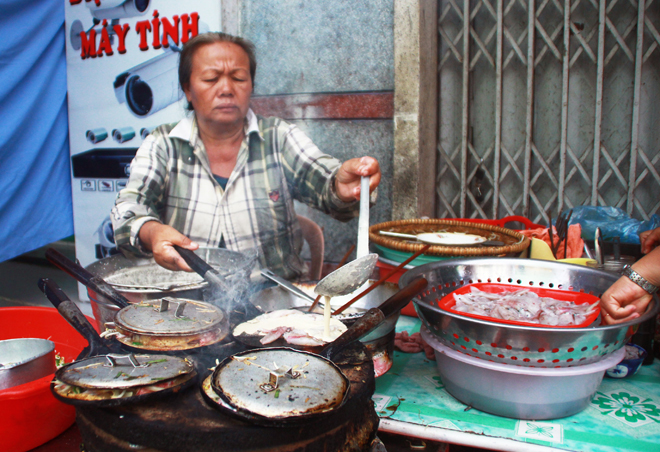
[[74, 340, 379, 452]]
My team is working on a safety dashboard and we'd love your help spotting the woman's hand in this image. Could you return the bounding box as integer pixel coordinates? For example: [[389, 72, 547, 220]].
[[600, 277, 649, 325], [640, 227, 660, 254], [138, 221, 199, 272], [334, 156, 381, 202]]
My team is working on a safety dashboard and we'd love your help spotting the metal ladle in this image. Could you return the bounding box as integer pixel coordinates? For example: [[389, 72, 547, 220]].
[[313, 253, 379, 299], [314, 177, 378, 337], [315, 176, 378, 298]]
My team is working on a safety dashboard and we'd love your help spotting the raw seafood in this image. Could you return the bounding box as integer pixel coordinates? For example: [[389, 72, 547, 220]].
[[372, 352, 391, 378], [232, 309, 347, 346], [452, 287, 597, 326], [394, 331, 436, 360]]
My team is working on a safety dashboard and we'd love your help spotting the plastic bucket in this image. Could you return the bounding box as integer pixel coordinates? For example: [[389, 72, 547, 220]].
[[0, 307, 90, 452]]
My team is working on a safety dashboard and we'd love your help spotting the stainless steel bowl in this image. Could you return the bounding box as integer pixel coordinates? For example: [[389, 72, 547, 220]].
[[0, 338, 55, 390], [400, 258, 659, 367], [85, 248, 256, 330], [422, 327, 626, 419]]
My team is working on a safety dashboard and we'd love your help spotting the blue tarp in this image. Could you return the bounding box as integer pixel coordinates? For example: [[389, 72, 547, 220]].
[[567, 206, 660, 244], [0, 0, 73, 262]]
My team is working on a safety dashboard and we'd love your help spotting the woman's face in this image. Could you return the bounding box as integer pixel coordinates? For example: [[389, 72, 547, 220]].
[[184, 42, 253, 131]]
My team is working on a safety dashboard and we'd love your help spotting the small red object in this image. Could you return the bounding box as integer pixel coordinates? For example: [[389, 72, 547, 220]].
[[451, 215, 544, 230], [375, 260, 417, 317], [438, 283, 600, 328]]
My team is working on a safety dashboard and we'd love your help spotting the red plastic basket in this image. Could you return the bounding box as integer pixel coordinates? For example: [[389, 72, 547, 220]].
[[451, 215, 544, 230], [439, 283, 600, 328]]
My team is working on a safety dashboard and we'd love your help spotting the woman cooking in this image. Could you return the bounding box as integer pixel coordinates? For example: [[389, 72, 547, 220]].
[[111, 32, 381, 280]]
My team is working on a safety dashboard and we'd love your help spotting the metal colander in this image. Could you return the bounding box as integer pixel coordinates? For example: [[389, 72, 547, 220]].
[[399, 258, 659, 368]]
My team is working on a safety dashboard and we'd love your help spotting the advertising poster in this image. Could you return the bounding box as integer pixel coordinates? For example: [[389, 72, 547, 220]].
[[64, 0, 221, 300]]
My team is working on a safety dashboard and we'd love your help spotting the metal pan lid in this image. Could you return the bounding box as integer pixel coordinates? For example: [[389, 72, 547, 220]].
[[115, 298, 225, 336], [213, 348, 348, 419], [0, 338, 54, 369], [56, 353, 194, 389]]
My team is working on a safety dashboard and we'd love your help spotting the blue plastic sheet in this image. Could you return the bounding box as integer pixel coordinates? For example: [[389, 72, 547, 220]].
[[567, 206, 660, 244], [0, 0, 73, 262]]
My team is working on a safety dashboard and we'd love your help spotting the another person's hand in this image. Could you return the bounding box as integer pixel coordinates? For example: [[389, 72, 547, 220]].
[[334, 156, 381, 202], [600, 246, 660, 325], [138, 221, 199, 271], [600, 277, 649, 325], [639, 227, 660, 254]]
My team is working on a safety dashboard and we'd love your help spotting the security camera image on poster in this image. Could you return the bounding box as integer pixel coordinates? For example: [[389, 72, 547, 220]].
[[64, 0, 220, 300]]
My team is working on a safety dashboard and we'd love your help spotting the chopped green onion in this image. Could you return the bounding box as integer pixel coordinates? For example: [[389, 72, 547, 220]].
[[145, 359, 168, 364]]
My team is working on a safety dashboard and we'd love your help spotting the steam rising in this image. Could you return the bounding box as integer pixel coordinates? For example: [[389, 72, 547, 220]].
[[200, 248, 260, 325]]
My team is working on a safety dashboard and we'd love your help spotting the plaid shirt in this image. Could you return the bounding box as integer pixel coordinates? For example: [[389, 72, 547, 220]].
[[111, 110, 359, 279]]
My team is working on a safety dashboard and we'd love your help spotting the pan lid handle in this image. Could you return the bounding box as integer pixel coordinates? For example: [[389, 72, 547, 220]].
[[155, 298, 188, 318], [260, 365, 301, 393], [104, 353, 150, 368]]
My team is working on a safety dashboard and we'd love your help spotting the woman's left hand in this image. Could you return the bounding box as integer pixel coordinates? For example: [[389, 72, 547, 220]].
[[334, 156, 381, 202]]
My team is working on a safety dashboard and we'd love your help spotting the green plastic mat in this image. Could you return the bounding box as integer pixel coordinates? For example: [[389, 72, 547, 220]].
[[374, 317, 660, 451]]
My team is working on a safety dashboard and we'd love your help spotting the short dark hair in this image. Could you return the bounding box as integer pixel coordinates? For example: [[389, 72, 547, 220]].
[[178, 32, 257, 111]]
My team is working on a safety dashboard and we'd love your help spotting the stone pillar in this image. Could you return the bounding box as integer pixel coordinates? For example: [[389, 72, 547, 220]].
[[221, 0, 241, 36], [393, 0, 438, 219]]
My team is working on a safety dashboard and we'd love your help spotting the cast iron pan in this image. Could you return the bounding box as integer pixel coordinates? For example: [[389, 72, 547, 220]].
[[45, 248, 231, 353], [104, 297, 229, 351], [200, 348, 347, 427], [202, 278, 428, 426], [39, 278, 198, 407], [203, 309, 384, 426]]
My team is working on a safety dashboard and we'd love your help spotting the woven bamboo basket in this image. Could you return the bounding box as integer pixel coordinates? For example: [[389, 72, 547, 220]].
[[369, 219, 530, 257]]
